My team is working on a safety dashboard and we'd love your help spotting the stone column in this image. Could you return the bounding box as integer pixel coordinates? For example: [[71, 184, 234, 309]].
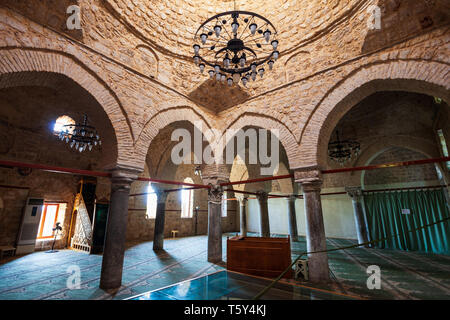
[[237, 195, 248, 237], [207, 184, 223, 263], [100, 169, 137, 290], [295, 167, 330, 283], [153, 189, 168, 251], [257, 191, 270, 237], [287, 195, 299, 242], [346, 186, 369, 247]]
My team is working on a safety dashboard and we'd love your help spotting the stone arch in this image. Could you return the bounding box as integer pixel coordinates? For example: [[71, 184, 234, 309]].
[[0, 47, 135, 169], [135, 106, 216, 169], [350, 136, 441, 188], [298, 59, 450, 168], [217, 113, 300, 170]]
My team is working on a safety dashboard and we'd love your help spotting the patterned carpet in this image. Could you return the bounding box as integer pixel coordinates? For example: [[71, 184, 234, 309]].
[[0, 234, 449, 300]]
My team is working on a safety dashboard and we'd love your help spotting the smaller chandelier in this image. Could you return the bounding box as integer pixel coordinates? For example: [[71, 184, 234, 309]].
[[57, 114, 101, 152], [328, 131, 360, 166]]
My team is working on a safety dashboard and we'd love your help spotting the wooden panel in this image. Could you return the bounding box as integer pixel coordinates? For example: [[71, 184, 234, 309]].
[[227, 236, 293, 278]]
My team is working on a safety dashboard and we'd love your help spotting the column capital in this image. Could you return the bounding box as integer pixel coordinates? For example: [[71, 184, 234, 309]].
[[256, 190, 268, 201], [110, 168, 139, 188], [294, 165, 323, 184], [236, 193, 248, 205], [346, 186, 363, 200], [154, 189, 168, 203], [208, 184, 223, 204]]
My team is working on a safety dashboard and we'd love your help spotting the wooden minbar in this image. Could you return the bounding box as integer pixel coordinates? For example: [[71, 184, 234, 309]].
[[227, 236, 293, 278]]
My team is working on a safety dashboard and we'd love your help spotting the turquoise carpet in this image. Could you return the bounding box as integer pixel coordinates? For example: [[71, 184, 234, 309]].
[[0, 234, 449, 300]]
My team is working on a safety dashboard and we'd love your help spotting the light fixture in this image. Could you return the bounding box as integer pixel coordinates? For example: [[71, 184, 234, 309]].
[[193, 7, 279, 86], [57, 114, 101, 153], [328, 131, 360, 166]]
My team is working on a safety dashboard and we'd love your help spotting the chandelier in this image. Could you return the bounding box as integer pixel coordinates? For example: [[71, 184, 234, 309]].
[[57, 114, 101, 152], [328, 131, 360, 166], [192, 2, 279, 86]]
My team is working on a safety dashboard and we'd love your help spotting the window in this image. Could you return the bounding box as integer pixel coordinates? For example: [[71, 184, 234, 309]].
[[146, 183, 158, 219], [38, 204, 59, 239], [437, 129, 450, 171], [181, 178, 194, 218], [221, 191, 227, 217], [53, 115, 75, 135]]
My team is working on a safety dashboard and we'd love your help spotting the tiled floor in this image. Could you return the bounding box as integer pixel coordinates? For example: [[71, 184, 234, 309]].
[[0, 234, 449, 300]]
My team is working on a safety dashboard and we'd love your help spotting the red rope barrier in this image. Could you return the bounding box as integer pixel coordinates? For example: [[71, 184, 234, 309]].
[[322, 156, 450, 174]]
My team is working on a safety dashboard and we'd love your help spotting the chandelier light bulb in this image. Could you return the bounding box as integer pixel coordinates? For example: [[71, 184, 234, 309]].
[[258, 68, 265, 78], [193, 55, 200, 65], [214, 25, 222, 38], [239, 57, 246, 68], [224, 58, 230, 68], [268, 60, 274, 70], [214, 64, 220, 73], [208, 70, 214, 78], [200, 33, 208, 44], [193, 44, 200, 55], [199, 63, 205, 73], [251, 63, 257, 73], [242, 76, 248, 86], [273, 50, 279, 60], [216, 72, 221, 81], [263, 30, 271, 43], [227, 77, 233, 86], [271, 40, 279, 50], [221, 74, 226, 82], [251, 72, 257, 81], [249, 23, 257, 35], [231, 22, 239, 34]]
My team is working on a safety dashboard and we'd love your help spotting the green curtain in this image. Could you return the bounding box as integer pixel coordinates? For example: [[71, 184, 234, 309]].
[[364, 189, 450, 255]]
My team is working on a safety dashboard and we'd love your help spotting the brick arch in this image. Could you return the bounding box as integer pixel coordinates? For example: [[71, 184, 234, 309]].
[[217, 113, 300, 170], [0, 47, 135, 169], [350, 136, 440, 188], [298, 59, 450, 168], [134, 106, 216, 169]]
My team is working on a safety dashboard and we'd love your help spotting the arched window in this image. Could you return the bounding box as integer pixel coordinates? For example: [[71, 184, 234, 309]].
[[53, 115, 75, 134], [146, 183, 158, 219], [221, 191, 227, 217], [181, 178, 194, 218]]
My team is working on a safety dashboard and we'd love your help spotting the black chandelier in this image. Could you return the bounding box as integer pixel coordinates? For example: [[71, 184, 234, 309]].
[[192, 2, 279, 86], [328, 131, 360, 166], [57, 114, 101, 152]]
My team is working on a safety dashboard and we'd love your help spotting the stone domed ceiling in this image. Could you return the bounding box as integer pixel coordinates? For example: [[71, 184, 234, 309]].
[[106, 0, 358, 58]]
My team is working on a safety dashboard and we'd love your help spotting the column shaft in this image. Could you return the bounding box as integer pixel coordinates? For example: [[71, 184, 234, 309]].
[[287, 195, 299, 242], [208, 185, 223, 263], [302, 182, 330, 283], [257, 191, 270, 237], [346, 187, 369, 247], [153, 191, 168, 251], [100, 170, 136, 290], [238, 196, 248, 237]]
